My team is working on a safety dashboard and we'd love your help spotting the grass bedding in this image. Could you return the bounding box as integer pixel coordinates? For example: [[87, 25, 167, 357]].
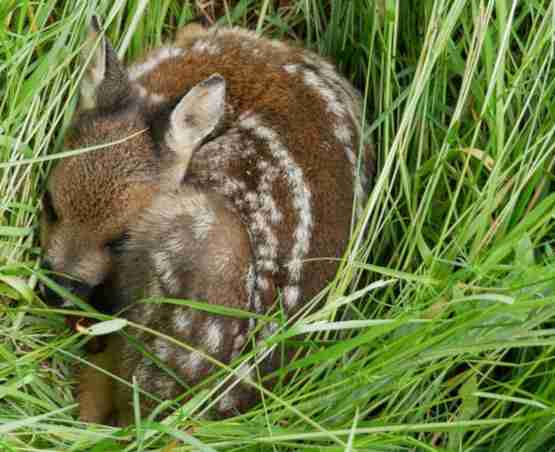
[[1, 0, 555, 450]]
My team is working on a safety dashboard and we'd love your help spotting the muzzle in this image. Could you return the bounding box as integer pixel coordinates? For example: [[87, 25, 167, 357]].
[[39, 260, 93, 307]]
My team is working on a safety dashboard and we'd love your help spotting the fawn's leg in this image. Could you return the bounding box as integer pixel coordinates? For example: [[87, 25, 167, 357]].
[[78, 343, 115, 424]]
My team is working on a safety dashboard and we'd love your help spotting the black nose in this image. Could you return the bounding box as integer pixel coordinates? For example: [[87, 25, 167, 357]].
[[39, 261, 93, 307]]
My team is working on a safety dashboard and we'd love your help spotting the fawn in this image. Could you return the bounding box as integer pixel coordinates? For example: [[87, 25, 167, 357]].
[[39, 17, 373, 424]]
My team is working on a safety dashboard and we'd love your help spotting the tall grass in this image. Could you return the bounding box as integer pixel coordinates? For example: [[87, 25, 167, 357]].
[[1, 0, 555, 450]]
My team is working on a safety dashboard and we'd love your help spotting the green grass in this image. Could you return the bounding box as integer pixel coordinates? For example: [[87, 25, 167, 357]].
[[1, 0, 555, 450]]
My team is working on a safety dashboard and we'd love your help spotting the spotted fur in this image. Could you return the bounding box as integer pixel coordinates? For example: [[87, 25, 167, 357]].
[[40, 20, 373, 426]]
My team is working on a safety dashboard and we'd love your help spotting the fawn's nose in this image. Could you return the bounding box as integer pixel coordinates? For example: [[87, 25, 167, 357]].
[[39, 260, 93, 307]]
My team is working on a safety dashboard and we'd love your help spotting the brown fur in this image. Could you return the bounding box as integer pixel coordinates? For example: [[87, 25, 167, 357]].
[[40, 20, 373, 424]]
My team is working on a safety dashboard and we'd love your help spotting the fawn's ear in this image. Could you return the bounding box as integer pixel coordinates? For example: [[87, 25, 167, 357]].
[[79, 16, 131, 111], [165, 74, 226, 178]]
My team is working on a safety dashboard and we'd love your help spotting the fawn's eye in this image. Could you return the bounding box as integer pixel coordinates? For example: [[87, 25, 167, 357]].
[[105, 232, 130, 255], [42, 191, 58, 223]]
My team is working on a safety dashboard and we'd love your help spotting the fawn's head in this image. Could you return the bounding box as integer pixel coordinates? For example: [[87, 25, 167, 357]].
[[40, 18, 226, 312]]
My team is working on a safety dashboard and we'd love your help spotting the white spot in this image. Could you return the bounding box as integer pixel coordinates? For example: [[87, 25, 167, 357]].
[[248, 317, 256, 331], [212, 248, 233, 274], [165, 232, 186, 254], [155, 378, 176, 400], [129, 46, 184, 81], [173, 308, 191, 331], [218, 392, 237, 412], [153, 250, 180, 294], [177, 351, 204, 380], [261, 260, 277, 272], [240, 115, 313, 287], [141, 302, 156, 322], [262, 321, 278, 338], [235, 361, 253, 382], [136, 84, 148, 98], [210, 174, 247, 198], [148, 92, 166, 104], [252, 291, 263, 314], [134, 358, 151, 387], [153, 337, 173, 361], [246, 264, 256, 310], [283, 64, 299, 74], [303, 70, 347, 117], [257, 275, 269, 291], [284, 285, 300, 310], [225, 27, 260, 42], [345, 146, 356, 166], [269, 40, 286, 51], [304, 52, 363, 123], [232, 334, 246, 354], [335, 123, 353, 145], [245, 191, 257, 205], [287, 259, 303, 281], [204, 320, 223, 353], [192, 39, 221, 55], [191, 203, 216, 241]]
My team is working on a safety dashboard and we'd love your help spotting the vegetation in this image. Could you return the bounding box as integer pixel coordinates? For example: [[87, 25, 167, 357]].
[[1, 0, 554, 450]]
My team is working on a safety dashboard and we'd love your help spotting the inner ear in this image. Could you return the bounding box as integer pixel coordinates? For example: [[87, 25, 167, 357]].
[[79, 16, 131, 111], [165, 74, 226, 175]]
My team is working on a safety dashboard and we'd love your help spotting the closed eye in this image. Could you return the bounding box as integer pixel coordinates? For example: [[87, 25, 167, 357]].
[[42, 191, 58, 223], [105, 232, 130, 254]]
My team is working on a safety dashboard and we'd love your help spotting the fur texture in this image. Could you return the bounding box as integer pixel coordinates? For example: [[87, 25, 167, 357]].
[[40, 20, 374, 424]]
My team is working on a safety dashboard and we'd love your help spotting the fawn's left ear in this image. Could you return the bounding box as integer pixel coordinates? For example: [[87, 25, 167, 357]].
[[79, 16, 131, 111], [165, 74, 226, 180]]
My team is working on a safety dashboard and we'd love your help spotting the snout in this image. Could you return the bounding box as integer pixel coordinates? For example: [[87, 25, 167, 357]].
[[39, 260, 93, 307]]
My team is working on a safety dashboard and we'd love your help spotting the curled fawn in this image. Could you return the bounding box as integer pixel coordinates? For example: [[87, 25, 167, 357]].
[[39, 17, 373, 424]]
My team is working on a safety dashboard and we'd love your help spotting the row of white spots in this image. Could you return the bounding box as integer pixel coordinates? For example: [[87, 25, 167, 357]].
[[239, 114, 313, 309], [209, 170, 278, 278], [257, 161, 282, 224], [202, 134, 283, 312], [203, 131, 257, 168], [289, 63, 366, 216], [303, 52, 363, 124], [204, 174, 271, 303], [303, 69, 350, 117], [128, 46, 184, 81], [301, 53, 370, 195]]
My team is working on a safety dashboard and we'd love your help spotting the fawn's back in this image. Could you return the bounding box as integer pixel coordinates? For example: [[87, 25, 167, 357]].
[[131, 25, 369, 314]]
